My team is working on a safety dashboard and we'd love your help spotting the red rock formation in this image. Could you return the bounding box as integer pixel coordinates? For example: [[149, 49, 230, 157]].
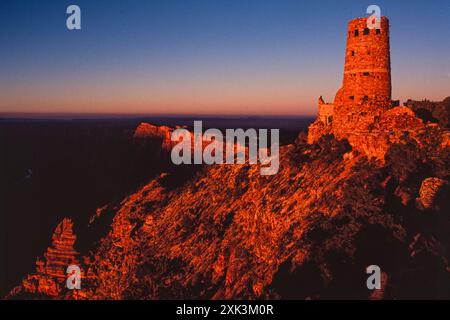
[[70, 138, 449, 299], [133, 122, 247, 162], [134, 123, 175, 151], [8, 130, 449, 300], [416, 178, 449, 210], [43, 219, 79, 280], [10, 219, 80, 298]]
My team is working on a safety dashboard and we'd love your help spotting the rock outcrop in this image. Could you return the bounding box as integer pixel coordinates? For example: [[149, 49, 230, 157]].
[[416, 178, 449, 210], [133, 123, 175, 151], [8, 219, 80, 298], [405, 97, 450, 129]]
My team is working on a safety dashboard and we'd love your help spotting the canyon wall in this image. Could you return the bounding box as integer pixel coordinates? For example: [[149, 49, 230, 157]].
[[8, 219, 82, 298]]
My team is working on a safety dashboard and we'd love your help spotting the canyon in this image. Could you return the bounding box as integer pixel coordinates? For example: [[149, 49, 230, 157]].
[[5, 113, 449, 299], [3, 15, 450, 300]]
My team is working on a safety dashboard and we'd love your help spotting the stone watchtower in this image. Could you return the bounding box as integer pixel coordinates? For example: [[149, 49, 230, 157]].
[[308, 16, 428, 160], [334, 16, 391, 107], [309, 16, 394, 143]]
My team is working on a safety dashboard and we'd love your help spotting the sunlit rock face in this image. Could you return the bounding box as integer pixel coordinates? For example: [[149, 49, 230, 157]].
[[416, 178, 449, 210], [8, 219, 80, 298], [133, 123, 175, 151]]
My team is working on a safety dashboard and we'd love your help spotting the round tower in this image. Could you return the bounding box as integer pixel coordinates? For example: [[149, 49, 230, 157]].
[[334, 16, 391, 106]]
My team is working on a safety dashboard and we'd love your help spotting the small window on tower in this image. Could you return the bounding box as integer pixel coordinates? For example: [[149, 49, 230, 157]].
[[363, 28, 370, 35], [354, 30, 359, 37], [349, 96, 355, 100], [351, 50, 355, 56], [363, 72, 370, 76], [363, 95, 369, 101], [376, 29, 381, 35]]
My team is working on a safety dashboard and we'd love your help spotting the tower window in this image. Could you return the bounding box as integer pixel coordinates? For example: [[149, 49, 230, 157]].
[[327, 116, 333, 125], [363, 95, 369, 101], [363, 28, 370, 35], [363, 72, 370, 76], [351, 50, 355, 56], [376, 29, 381, 35], [349, 96, 355, 100], [354, 29, 359, 37]]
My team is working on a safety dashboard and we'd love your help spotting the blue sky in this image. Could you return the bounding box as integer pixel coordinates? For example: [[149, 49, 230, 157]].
[[0, 0, 449, 115]]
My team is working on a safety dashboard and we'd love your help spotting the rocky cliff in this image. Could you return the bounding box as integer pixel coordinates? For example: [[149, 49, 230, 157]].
[[7, 118, 449, 299], [134, 122, 175, 152], [7, 219, 83, 299]]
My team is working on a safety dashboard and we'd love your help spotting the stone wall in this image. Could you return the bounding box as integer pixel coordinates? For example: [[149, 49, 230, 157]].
[[317, 96, 334, 125]]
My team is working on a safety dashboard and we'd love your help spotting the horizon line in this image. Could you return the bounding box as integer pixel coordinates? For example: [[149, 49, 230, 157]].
[[0, 112, 316, 120]]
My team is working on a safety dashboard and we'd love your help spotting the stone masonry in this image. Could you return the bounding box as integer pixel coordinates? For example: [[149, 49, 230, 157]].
[[307, 16, 434, 161]]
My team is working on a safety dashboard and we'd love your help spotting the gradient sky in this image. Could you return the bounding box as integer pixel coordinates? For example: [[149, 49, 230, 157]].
[[0, 0, 449, 116]]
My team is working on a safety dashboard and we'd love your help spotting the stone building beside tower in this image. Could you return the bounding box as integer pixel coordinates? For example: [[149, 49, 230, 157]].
[[308, 16, 427, 160]]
